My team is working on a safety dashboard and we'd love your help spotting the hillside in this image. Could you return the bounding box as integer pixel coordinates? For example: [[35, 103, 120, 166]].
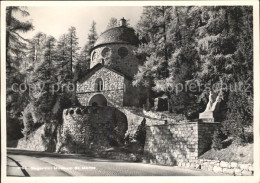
[[200, 143, 253, 164]]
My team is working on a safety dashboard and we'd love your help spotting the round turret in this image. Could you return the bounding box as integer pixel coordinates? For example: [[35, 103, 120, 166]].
[[90, 18, 140, 78]]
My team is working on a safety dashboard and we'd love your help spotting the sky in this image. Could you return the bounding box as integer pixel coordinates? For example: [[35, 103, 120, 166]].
[[17, 6, 143, 48]]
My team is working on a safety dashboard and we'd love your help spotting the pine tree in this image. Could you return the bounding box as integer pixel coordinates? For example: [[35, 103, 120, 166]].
[[80, 44, 91, 70], [88, 21, 98, 49], [106, 18, 130, 28], [192, 6, 253, 143], [6, 6, 33, 74], [44, 36, 57, 78], [133, 6, 173, 109], [67, 26, 80, 78], [6, 6, 33, 140], [80, 20, 98, 72], [107, 17, 118, 29], [66, 27, 80, 105], [56, 34, 70, 81], [154, 7, 200, 114], [22, 32, 64, 135]]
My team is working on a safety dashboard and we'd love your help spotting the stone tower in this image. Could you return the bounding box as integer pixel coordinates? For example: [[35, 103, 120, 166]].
[[76, 18, 144, 107], [90, 18, 140, 78]]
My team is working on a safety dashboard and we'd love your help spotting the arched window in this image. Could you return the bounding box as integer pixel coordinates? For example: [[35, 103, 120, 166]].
[[92, 51, 97, 61], [94, 78, 103, 91]]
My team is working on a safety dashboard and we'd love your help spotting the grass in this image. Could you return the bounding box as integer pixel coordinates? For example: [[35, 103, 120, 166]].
[[200, 142, 253, 164]]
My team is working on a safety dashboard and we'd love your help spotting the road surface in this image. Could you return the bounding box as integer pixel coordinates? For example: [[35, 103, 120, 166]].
[[7, 149, 226, 176]]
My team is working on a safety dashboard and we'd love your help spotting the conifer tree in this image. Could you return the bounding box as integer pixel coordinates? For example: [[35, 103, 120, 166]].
[[153, 7, 200, 114], [133, 6, 173, 109], [88, 21, 98, 49], [6, 6, 33, 74], [107, 17, 118, 29], [106, 17, 130, 28], [67, 26, 80, 78], [6, 6, 33, 140], [190, 6, 253, 143], [56, 34, 70, 80], [80, 20, 98, 71]]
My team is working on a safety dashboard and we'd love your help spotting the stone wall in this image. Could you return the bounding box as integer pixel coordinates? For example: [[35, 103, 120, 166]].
[[58, 106, 128, 153], [142, 109, 188, 123], [118, 107, 165, 137], [93, 151, 142, 162], [17, 124, 46, 151], [17, 123, 57, 152], [77, 67, 125, 106], [143, 122, 219, 165], [177, 158, 254, 176], [76, 66, 141, 107], [198, 123, 220, 155], [90, 44, 139, 78]]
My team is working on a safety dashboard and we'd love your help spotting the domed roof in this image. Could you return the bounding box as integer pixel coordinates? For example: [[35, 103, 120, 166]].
[[93, 26, 140, 49]]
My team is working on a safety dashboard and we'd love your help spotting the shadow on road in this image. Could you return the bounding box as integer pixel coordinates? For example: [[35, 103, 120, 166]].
[[7, 148, 136, 163]]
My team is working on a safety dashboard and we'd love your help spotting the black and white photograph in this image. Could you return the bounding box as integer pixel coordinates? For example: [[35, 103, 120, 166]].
[[1, 1, 259, 183]]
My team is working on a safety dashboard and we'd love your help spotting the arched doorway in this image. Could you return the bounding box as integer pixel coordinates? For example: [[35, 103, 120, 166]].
[[88, 94, 107, 106]]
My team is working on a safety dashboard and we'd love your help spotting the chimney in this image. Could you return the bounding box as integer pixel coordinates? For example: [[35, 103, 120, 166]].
[[120, 17, 126, 27]]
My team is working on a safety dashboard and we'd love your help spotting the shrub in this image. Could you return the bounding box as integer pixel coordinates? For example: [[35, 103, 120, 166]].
[[222, 91, 253, 145], [6, 115, 23, 141], [124, 131, 135, 145], [211, 129, 224, 150], [22, 112, 34, 137], [107, 127, 121, 147]]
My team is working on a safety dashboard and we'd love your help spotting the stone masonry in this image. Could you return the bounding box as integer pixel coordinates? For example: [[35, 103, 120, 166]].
[[143, 122, 219, 165], [77, 67, 125, 106], [90, 44, 139, 78], [177, 158, 254, 176], [77, 65, 140, 107], [58, 106, 128, 153], [118, 107, 165, 137]]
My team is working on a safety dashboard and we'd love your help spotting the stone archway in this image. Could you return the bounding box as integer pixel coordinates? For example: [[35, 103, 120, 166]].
[[88, 94, 107, 106]]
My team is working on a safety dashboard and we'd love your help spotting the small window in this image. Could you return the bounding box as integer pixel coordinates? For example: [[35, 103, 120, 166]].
[[101, 47, 110, 57], [118, 47, 128, 58], [94, 78, 103, 91], [76, 108, 82, 115]]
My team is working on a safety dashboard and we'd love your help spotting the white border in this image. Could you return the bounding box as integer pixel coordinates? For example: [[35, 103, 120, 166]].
[[1, 1, 259, 183]]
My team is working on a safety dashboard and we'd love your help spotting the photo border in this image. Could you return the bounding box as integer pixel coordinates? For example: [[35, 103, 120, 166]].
[[1, 1, 259, 183]]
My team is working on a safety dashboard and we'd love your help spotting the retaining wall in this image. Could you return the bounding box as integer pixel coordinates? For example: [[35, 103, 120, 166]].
[[143, 122, 219, 165], [58, 106, 127, 153], [177, 159, 254, 176], [17, 124, 46, 151], [118, 107, 165, 137], [17, 123, 57, 152]]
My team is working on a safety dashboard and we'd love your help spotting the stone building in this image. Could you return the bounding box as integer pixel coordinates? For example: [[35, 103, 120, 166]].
[[76, 18, 143, 107]]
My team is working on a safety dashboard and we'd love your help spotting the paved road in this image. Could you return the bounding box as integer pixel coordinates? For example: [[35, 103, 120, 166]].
[[7, 149, 225, 176]]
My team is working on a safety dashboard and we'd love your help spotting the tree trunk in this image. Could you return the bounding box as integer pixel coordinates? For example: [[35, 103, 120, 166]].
[[70, 33, 73, 79], [6, 7, 12, 74]]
